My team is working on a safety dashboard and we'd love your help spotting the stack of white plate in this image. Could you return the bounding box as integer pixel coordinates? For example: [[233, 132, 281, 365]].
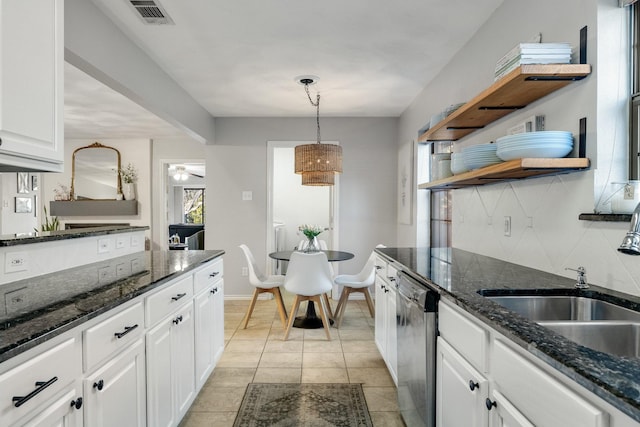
[[450, 153, 469, 175], [496, 131, 573, 160], [462, 143, 502, 170]]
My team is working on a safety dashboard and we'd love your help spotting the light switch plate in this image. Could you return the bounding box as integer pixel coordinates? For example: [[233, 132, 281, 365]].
[[116, 237, 127, 249], [5, 252, 28, 273], [242, 191, 253, 201]]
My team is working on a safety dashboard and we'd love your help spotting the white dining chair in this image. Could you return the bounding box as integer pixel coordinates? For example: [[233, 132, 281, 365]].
[[332, 251, 377, 327], [239, 244, 288, 329], [283, 251, 334, 340]]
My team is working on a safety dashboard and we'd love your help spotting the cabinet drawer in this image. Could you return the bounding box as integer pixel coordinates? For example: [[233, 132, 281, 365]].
[[385, 265, 398, 285], [146, 275, 193, 326], [438, 300, 487, 371], [0, 337, 81, 426], [492, 338, 608, 427], [374, 256, 387, 278], [84, 302, 145, 372], [194, 258, 223, 295]]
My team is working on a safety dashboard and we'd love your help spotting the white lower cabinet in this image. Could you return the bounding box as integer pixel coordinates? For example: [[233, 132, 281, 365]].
[[147, 301, 196, 427], [83, 339, 146, 427], [374, 261, 398, 384], [194, 281, 224, 391], [20, 384, 83, 427], [437, 299, 610, 427]]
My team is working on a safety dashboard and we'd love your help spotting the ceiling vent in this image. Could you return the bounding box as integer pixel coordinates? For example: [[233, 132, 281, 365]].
[[128, 0, 175, 25]]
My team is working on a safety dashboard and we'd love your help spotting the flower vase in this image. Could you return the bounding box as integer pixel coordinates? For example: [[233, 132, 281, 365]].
[[305, 236, 319, 253], [122, 183, 136, 201]]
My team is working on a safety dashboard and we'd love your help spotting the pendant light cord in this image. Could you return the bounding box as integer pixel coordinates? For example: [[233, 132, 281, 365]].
[[304, 83, 321, 144]]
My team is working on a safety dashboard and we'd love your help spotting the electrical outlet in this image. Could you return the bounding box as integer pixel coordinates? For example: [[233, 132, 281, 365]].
[[4, 287, 28, 314], [116, 237, 127, 249], [98, 266, 114, 284], [116, 263, 130, 277], [131, 235, 140, 248], [131, 258, 142, 273], [504, 216, 511, 237], [241, 267, 249, 276], [242, 191, 253, 201], [98, 238, 110, 254], [5, 252, 28, 273]]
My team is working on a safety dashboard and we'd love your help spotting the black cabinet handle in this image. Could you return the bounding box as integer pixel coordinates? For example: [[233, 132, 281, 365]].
[[171, 293, 187, 301], [70, 397, 83, 410], [485, 398, 496, 411], [210, 287, 218, 294], [12, 377, 58, 407], [114, 324, 139, 339], [173, 315, 183, 325], [469, 380, 479, 391], [209, 272, 219, 278], [384, 288, 390, 293], [93, 380, 104, 391], [375, 265, 382, 270], [388, 277, 396, 282]]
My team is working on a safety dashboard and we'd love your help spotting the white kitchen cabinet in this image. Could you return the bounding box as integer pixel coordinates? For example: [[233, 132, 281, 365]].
[[194, 280, 224, 391], [0, 0, 64, 172], [83, 339, 146, 427], [374, 257, 397, 384], [436, 337, 488, 427], [487, 390, 534, 427], [19, 385, 83, 427], [146, 300, 195, 427]]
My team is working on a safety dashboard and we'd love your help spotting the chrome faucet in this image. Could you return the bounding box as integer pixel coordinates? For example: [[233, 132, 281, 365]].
[[565, 267, 588, 289], [619, 201, 640, 255]]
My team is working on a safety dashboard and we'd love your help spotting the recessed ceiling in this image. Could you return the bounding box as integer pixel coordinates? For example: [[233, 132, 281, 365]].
[[85, 0, 503, 118]]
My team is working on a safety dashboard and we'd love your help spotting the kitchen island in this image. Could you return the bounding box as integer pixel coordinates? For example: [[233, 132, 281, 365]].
[[376, 247, 640, 425]]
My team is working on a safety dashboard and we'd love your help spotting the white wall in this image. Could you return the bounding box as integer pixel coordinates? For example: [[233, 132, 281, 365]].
[[398, 0, 640, 296], [207, 117, 397, 298], [41, 139, 152, 241]]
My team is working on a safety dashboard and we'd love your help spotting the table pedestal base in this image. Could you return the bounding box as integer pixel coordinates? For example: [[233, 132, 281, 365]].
[[293, 301, 334, 329]]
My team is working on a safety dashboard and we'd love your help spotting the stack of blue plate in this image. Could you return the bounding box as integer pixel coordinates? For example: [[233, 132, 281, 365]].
[[450, 153, 469, 175], [496, 131, 573, 160], [462, 143, 502, 170]]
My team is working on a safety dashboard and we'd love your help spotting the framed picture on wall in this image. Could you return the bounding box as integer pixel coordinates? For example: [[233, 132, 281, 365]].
[[15, 197, 32, 213], [31, 174, 39, 191], [17, 173, 29, 194], [397, 141, 414, 225]]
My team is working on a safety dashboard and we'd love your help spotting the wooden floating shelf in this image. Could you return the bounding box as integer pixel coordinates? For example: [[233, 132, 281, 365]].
[[50, 200, 138, 216], [418, 158, 590, 191], [418, 64, 592, 142]]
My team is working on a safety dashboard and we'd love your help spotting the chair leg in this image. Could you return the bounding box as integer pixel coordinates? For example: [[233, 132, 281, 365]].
[[334, 287, 351, 328], [283, 295, 302, 341], [323, 293, 334, 320], [273, 287, 288, 329], [242, 288, 260, 329], [315, 295, 332, 340], [363, 287, 375, 318]]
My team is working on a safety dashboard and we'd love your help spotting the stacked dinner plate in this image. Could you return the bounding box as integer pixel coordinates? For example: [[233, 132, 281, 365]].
[[450, 153, 469, 175], [462, 143, 502, 170], [496, 131, 573, 160]]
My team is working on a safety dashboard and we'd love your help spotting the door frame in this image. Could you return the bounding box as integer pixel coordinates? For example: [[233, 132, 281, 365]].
[[266, 140, 340, 277]]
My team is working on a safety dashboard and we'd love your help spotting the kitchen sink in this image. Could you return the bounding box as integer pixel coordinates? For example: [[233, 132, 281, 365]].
[[540, 321, 640, 358], [483, 295, 640, 323]]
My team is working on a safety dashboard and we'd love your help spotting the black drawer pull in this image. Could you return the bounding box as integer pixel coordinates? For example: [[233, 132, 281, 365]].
[[485, 398, 496, 411], [171, 293, 187, 301], [173, 315, 183, 325], [374, 265, 382, 270], [210, 287, 218, 294], [388, 277, 396, 282], [469, 380, 479, 391], [209, 272, 219, 278], [114, 324, 139, 339], [13, 377, 58, 407], [70, 397, 83, 410], [93, 379, 104, 391]]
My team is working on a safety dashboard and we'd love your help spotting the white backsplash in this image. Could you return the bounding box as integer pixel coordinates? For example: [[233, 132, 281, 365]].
[[452, 170, 640, 297]]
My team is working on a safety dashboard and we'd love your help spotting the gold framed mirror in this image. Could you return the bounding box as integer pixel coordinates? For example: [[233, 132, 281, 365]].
[[70, 142, 122, 200]]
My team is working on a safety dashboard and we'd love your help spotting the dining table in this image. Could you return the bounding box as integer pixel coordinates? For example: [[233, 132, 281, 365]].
[[268, 249, 354, 329]]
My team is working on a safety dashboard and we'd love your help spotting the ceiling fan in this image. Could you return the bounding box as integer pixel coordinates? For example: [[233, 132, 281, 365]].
[[172, 165, 204, 181]]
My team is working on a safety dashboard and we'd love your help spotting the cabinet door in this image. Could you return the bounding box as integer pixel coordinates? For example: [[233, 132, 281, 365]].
[[20, 385, 83, 427], [173, 302, 196, 422], [488, 390, 534, 427], [194, 289, 215, 391], [374, 275, 387, 356], [385, 285, 398, 385], [436, 338, 488, 427], [0, 0, 63, 171], [211, 280, 225, 365], [84, 339, 146, 427], [147, 318, 175, 427]]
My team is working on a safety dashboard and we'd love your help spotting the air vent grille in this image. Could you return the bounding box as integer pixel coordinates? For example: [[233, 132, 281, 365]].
[[128, 0, 174, 25]]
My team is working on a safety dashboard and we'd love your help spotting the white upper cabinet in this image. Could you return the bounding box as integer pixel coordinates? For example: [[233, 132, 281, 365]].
[[0, 0, 64, 172]]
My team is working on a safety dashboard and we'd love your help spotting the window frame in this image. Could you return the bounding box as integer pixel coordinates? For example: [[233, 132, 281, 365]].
[[630, 3, 640, 179]]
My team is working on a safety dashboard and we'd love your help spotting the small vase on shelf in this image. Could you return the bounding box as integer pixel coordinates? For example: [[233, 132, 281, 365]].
[[122, 183, 136, 201]]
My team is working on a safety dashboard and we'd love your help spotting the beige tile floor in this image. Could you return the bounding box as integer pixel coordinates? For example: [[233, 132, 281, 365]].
[[180, 293, 405, 427]]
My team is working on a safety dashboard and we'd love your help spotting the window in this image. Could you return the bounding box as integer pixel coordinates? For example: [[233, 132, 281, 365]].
[[183, 188, 204, 224], [631, 3, 640, 178]]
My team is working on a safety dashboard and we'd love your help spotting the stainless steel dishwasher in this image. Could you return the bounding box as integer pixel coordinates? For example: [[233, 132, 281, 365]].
[[396, 271, 439, 427]]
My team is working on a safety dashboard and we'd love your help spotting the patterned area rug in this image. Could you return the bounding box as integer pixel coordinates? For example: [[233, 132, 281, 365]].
[[233, 383, 373, 427]]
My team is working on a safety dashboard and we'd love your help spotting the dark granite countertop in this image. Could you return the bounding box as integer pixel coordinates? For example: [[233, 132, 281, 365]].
[[0, 225, 149, 247], [375, 247, 640, 423], [0, 249, 224, 363]]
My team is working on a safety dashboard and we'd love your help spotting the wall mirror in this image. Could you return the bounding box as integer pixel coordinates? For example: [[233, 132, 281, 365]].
[[71, 142, 122, 200]]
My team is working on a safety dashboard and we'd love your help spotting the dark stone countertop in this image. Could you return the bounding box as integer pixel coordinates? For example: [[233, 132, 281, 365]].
[[0, 225, 149, 247], [375, 247, 640, 423], [0, 249, 224, 363]]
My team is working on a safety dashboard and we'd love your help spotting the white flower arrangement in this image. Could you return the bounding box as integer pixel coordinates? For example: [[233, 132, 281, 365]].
[[298, 224, 327, 239], [120, 163, 138, 184]]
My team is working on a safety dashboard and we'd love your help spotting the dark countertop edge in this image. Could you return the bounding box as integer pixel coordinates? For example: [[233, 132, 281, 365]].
[[0, 250, 224, 363], [374, 248, 640, 423], [0, 225, 150, 247]]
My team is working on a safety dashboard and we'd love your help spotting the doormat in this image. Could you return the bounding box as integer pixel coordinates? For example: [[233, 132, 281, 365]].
[[233, 383, 373, 427]]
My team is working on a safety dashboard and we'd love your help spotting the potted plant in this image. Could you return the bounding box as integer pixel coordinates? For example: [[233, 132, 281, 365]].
[[298, 224, 327, 252], [120, 162, 138, 200]]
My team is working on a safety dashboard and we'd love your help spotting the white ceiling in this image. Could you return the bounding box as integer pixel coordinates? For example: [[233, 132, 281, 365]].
[[65, 0, 504, 138]]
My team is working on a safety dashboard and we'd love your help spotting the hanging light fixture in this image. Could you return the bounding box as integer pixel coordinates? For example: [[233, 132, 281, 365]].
[[173, 166, 189, 181], [294, 77, 342, 186]]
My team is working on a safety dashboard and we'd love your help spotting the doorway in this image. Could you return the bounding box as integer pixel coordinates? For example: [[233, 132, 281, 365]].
[[266, 141, 339, 279]]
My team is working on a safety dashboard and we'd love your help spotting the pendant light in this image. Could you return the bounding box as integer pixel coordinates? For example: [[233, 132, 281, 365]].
[[294, 77, 342, 186]]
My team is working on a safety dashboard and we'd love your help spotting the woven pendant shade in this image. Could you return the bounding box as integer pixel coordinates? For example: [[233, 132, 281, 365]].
[[294, 143, 343, 174], [301, 171, 335, 186]]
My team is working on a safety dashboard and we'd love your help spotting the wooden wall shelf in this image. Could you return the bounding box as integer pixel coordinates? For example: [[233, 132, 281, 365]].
[[50, 200, 138, 216], [418, 158, 590, 191], [418, 64, 592, 142]]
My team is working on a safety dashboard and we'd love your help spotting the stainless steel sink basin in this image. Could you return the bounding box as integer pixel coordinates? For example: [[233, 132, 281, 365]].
[[540, 321, 640, 358], [485, 295, 640, 323]]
